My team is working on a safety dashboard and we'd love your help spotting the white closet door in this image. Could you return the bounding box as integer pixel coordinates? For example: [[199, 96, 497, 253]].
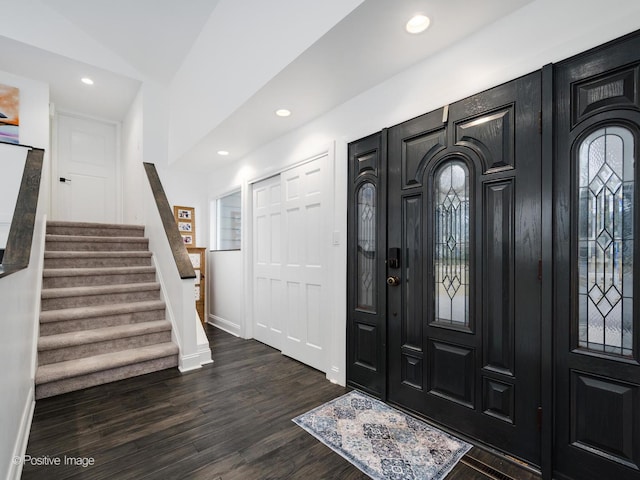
[[280, 156, 329, 372], [252, 175, 284, 350]]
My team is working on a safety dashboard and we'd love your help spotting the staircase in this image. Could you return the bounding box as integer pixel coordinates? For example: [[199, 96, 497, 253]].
[[35, 221, 179, 399]]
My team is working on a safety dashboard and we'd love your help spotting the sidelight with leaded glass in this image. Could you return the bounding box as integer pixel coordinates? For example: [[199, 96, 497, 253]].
[[577, 126, 634, 357], [357, 182, 377, 312]]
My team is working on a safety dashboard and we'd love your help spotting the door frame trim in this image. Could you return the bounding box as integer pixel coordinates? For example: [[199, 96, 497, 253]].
[[540, 63, 554, 480], [241, 142, 344, 384]]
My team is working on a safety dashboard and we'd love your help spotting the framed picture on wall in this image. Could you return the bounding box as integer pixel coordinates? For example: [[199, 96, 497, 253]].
[[0, 83, 20, 144], [173, 205, 195, 246]]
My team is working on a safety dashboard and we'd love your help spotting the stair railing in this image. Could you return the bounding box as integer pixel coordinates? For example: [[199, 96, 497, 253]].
[[0, 145, 45, 278], [142, 162, 210, 371]]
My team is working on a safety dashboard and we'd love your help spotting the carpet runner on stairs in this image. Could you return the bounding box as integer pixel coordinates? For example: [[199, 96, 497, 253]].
[[35, 221, 179, 399]]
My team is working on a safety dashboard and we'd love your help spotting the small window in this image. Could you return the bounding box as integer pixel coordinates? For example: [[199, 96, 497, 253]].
[[215, 190, 241, 250]]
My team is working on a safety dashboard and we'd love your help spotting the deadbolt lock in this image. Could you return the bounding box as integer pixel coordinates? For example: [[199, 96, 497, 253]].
[[386, 276, 400, 287]]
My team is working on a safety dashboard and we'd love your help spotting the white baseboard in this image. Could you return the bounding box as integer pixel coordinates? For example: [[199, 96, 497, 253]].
[[7, 387, 35, 480], [178, 352, 203, 373], [198, 344, 213, 365], [208, 314, 241, 337], [327, 365, 346, 387]]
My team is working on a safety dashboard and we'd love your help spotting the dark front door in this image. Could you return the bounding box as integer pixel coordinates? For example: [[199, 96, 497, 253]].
[[386, 72, 543, 465], [554, 33, 640, 480]]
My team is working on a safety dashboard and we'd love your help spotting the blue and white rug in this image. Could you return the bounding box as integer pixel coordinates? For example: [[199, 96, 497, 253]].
[[293, 391, 472, 480]]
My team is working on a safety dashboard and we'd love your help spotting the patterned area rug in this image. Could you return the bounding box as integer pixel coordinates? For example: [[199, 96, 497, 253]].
[[293, 391, 472, 480]]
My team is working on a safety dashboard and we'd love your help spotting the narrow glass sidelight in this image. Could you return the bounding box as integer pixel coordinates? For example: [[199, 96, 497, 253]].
[[433, 160, 470, 326], [357, 182, 376, 312], [577, 126, 634, 357]]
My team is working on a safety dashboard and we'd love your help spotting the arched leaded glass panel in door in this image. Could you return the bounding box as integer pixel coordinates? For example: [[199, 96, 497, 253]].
[[433, 160, 470, 326], [578, 126, 634, 357], [356, 182, 376, 311]]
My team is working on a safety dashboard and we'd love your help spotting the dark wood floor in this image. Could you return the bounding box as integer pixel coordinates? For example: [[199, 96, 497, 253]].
[[23, 325, 541, 479]]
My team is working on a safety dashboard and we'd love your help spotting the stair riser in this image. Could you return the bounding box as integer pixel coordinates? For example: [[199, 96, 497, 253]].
[[35, 355, 179, 400], [43, 272, 157, 289], [45, 240, 149, 252], [46, 226, 145, 237], [41, 289, 160, 311], [39, 331, 173, 365], [40, 308, 166, 335], [44, 256, 152, 269]]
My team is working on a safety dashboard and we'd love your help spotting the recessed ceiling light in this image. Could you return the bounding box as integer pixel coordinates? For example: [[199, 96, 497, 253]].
[[406, 14, 430, 34], [275, 109, 291, 117], [217, 150, 229, 156], [81, 77, 94, 85]]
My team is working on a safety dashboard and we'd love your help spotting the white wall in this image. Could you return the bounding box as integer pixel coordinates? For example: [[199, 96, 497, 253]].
[[205, 0, 640, 386], [121, 88, 144, 224], [209, 250, 243, 336], [0, 69, 50, 480]]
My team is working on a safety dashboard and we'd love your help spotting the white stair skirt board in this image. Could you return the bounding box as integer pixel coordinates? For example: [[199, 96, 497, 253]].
[[7, 390, 34, 480]]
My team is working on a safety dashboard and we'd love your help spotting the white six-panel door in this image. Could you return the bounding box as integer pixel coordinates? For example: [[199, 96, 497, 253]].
[[252, 155, 329, 372], [253, 174, 284, 350]]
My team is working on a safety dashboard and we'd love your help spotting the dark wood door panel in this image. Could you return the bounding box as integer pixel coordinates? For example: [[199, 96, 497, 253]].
[[554, 30, 640, 480], [347, 132, 388, 398], [387, 71, 542, 465]]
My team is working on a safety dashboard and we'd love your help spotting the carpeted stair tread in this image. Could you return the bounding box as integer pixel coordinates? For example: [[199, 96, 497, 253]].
[[41, 282, 160, 299], [36, 220, 179, 397], [44, 251, 152, 259], [40, 300, 166, 324], [38, 320, 172, 351], [46, 221, 145, 237], [35, 342, 179, 385], [45, 234, 149, 244], [47, 220, 145, 230], [43, 266, 156, 277], [35, 356, 178, 399]]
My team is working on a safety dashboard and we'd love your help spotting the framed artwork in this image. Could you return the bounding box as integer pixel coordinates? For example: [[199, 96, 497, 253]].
[[173, 205, 195, 246], [0, 84, 19, 144], [177, 208, 192, 219]]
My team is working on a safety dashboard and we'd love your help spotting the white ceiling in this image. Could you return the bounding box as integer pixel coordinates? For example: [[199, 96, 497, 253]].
[[43, 0, 220, 82], [0, 0, 533, 168], [178, 0, 533, 170]]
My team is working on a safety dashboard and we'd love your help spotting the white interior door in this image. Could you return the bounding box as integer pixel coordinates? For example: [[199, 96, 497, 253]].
[[251, 155, 330, 372], [280, 156, 329, 372], [56, 113, 118, 223], [252, 174, 284, 350]]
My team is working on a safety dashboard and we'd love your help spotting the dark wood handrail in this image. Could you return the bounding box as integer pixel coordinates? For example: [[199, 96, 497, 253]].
[[0, 147, 45, 278], [143, 162, 196, 279]]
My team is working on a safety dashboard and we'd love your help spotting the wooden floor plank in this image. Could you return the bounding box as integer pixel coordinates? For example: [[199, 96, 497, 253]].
[[22, 325, 541, 479]]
